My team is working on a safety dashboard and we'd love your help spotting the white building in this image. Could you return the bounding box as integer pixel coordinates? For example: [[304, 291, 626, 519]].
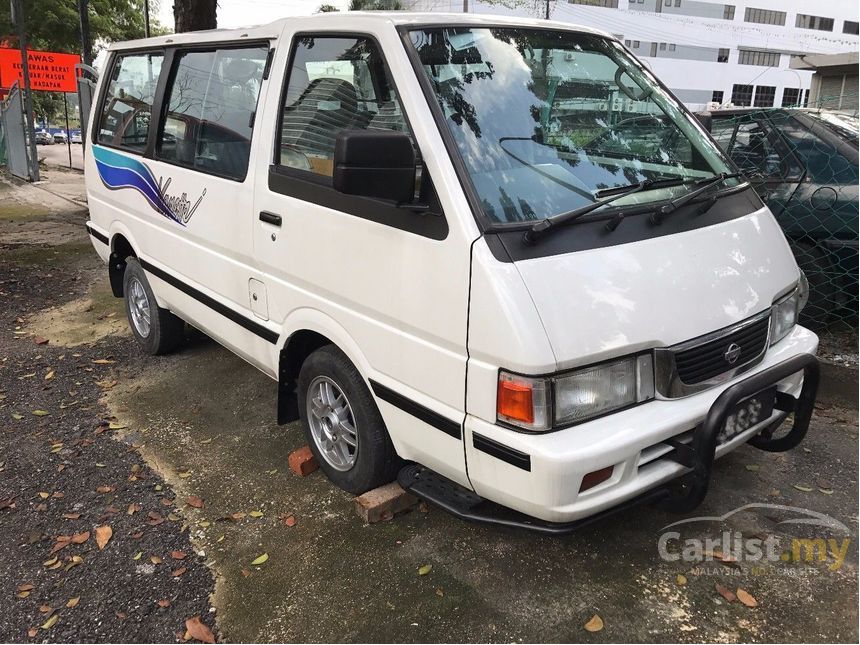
[[408, 0, 859, 110]]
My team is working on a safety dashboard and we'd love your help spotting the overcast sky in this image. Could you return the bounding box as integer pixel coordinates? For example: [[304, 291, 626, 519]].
[[154, 0, 354, 29]]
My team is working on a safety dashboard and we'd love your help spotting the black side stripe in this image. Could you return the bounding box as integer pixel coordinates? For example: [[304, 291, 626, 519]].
[[86, 224, 109, 245], [473, 433, 531, 471], [138, 259, 279, 345], [369, 380, 462, 440]]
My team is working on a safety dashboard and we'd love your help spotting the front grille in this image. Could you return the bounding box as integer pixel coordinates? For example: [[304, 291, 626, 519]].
[[674, 316, 770, 385]]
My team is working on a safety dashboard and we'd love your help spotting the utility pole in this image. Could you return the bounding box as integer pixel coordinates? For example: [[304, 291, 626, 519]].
[[10, 0, 39, 182], [545, 0, 551, 20], [77, 0, 92, 65], [144, 0, 151, 38]]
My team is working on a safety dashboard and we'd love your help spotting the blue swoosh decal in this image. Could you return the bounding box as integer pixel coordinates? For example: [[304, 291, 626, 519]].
[[92, 146, 184, 226]]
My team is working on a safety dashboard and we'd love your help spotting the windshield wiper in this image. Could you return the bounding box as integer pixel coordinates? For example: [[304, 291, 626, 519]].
[[594, 176, 698, 199], [523, 179, 654, 245], [649, 172, 741, 225]]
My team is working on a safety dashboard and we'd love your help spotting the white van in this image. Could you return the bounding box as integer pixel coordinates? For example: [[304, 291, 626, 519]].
[[84, 12, 819, 532]]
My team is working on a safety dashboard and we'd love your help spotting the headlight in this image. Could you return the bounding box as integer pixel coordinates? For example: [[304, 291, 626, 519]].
[[497, 353, 655, 432], [770, 276, 807, 345]]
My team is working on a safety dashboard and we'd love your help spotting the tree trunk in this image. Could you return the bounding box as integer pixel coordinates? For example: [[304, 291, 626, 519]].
[[174, 0, 217, 33]]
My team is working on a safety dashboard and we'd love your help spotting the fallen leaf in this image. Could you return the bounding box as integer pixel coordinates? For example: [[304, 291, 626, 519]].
[[31, 410, 50, 417], [171, 551, 187, 560], [435, 588, 444, 597], [185, 616, 215, 644], [66, 597, 80, 608], [44, 370, 55, 381], [676, 574, 687, 586], [241, 568, 250, 577], [744, 464, 760, 472], [819, 488, 834, 495], [229, 512, 246, 521], [38, 492, 50, 499], [737, 588, 758, 608], [96, 486, 114, 494], [27, 628, 37, 637], [250, 553, 268, 566], [282, 514, 296, 527], [17, 584, 34, 592], [34, 337, 49, 345], [42, 557, 58, 567], [417, 564, 432, 576], [248, 510, 263, 518], [41, 614, 59, 630], [793, 483, 813, 492], [584, 614, 604, 633], [151, 555, 163, 565], [108, 422, 126, 430], [715, 583, 736, 603], [127, 503, 141, 515], [172, 566, 187, 578], [95, 525, 112, 550], [70, 531, 90, 544], [133, 552, 143, 561], [17, 591, 31, 598], [187, 496, 204, 509], [92, 359, 115, 364], [11, 413, 23, 420], [158, 599, 170, 608]]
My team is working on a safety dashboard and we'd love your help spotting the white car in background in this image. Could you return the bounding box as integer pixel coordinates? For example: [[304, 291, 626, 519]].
[[71, 131, 83, 144]]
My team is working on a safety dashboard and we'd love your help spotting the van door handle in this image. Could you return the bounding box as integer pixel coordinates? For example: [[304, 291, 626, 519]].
[[259, 211, 282, 226]]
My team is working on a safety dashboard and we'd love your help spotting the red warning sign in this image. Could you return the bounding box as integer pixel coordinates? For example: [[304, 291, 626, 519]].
[[0, 48, 81, 93]]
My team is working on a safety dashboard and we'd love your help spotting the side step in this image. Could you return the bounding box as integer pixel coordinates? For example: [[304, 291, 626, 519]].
[[397, 463, 669, 535]]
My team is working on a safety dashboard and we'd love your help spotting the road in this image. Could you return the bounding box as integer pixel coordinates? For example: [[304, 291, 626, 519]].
[[35, 140, 84, 171], [1, 171, 858, 643]]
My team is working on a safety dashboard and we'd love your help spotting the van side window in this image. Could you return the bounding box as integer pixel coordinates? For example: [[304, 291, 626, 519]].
[[156, 46, 268, 181], [278, 36, 416, 177], [97, 53, 163, 152]]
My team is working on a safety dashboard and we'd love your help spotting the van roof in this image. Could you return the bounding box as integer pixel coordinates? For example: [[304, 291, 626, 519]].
[[108, 11, 611, 50]]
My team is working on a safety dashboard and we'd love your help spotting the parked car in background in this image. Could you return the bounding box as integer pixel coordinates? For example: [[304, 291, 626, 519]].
[[34, 131, 53, 145], [53, 131, 68, 144], [71, 131, 83, 144], [703, 108, 859, 328]]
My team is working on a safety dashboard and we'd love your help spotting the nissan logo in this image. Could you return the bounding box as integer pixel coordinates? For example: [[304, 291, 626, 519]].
[[724, 342, 742, 364]]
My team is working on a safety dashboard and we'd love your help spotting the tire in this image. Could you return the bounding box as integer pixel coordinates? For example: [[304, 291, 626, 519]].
[[122, 258, 185, 355], [788, 239, 837, 330], [297, 345, 399, 494]]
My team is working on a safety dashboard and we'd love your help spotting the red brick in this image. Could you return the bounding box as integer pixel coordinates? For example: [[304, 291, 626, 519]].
[[354, 482, 418, 524], [288, 445, 318, 477]]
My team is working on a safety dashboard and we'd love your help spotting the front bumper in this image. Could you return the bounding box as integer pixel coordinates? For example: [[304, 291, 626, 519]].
[[452, 326, 818, 527]]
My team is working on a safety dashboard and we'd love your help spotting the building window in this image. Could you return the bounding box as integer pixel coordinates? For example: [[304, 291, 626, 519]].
[[723, 5, 735, 20], [803, 89, 810, 107], [717, 48, 730, 63], [712, 90, 724, 104], [753, 85, 776, 107], [674, 0, 681, 6], [743, 7, 786, 26], [781, 87, 801, 107], [632, 40, 640, 48], [659, 42, 667, 50], [844, 21, 859, 35], [668, 43, 676, 51], [665, 0, 671, 6], [738, 50, 780, 67], [568, 0, 619, 7], [624, 39, 631, 46], [731, 84, 753, 106], [795, 14, 835, 31]]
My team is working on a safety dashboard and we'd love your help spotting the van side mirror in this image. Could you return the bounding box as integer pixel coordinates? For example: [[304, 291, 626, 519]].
[[694, 112, 712, 133], [333, 130, 416, 204]]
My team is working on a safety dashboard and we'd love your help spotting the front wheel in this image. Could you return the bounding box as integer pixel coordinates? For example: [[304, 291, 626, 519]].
[[122, 258, 185, 355], [297, 345, 399, 494]]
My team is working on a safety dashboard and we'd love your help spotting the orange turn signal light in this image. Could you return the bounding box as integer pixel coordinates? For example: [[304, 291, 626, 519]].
[[579, 466, 614, 492], [497, 379, 534, 424]]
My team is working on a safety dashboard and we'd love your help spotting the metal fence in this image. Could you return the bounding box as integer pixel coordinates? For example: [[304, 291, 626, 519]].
[[0, 83, 31, 180], [707, 103, 858, 335]]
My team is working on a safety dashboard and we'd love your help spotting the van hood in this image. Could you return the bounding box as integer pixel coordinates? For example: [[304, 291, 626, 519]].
[[514, 208, 799, 370]]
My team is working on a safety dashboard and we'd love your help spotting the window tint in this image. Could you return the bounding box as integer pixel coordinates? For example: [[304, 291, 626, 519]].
[[98, 53, 163, 152], [278, 36, 414, 177], [157, 46, 268, 180]]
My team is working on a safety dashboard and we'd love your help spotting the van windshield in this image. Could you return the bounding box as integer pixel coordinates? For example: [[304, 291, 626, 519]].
[[408, 27, 739, 225]]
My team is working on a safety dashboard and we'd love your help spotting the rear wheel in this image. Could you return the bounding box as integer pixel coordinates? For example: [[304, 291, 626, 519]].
[[122, 258, 184, 355], [297, 345, 399, 494]]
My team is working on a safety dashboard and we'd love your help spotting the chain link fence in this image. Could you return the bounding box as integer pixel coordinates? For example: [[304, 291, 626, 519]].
[[705, 100, 858, 349]]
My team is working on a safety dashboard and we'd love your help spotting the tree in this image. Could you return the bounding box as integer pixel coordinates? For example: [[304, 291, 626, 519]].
[[174, 0, 217, 32], [317, 4, 340, 11], [349, 0, 404, 9], [0, 1, 166, 57]]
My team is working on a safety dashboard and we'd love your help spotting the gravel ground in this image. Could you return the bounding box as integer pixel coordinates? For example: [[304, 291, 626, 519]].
[[0, 200, 216, 642]]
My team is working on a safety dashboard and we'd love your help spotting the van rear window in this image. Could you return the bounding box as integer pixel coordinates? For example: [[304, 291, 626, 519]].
[[97, 53, 163, 152], [156, 46, 268, 181]]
